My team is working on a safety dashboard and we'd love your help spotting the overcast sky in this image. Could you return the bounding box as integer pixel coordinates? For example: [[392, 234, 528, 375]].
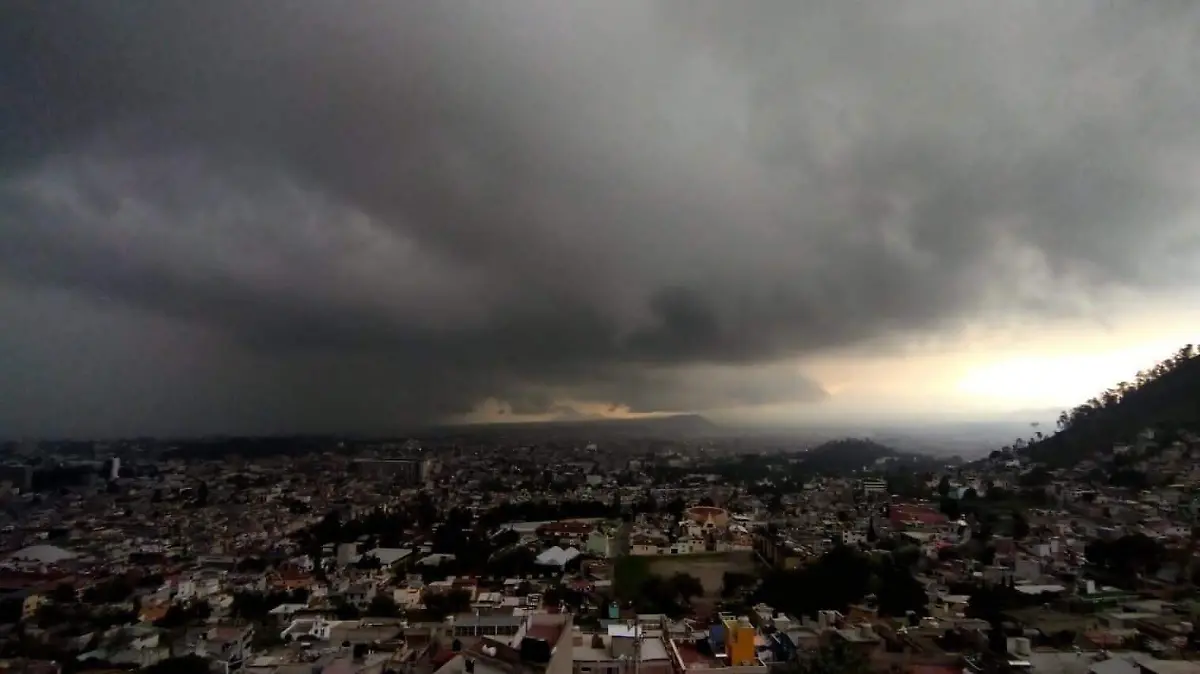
[[3, 1, 1200, 437]]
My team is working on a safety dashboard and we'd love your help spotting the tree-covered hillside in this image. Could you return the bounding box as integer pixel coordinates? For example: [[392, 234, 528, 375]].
[[801, 437, 903, 474], [1017, 343, 1200, 467]]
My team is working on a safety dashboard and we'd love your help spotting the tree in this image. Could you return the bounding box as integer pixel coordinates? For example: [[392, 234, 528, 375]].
[[355, 553, 382, 571], [670, 573, 705, 604], [1086, 533, 1166, 582], [790, 640, 870, 674], [0, 599, 23, 623], [237, 557, 268, 574], [665, 497, 686, 520], [636, 577, 684, 617], [977, 544, 996, 566], [543, 585, 587, 610], [50, 583, 76, 604], [614, 556, 650, 603], [487, 547, 538, 578], [975, 515, 995, 542], [230, 592, 271, 622], [34, 602, 71, 629], [937, 476, 951, 498], [720, 572, 755, 598], [82, 577, 134, 605], [1018, 466, 1052, 487], [194, 480, 209, 508], [366, 594, 400, 618], [156, 600, 211, 629], [144, 656, 212, 674], [424, 589, 471, 621], [752, 544, 925, 620], [1011, 512, 1030, 540], [1109, 468, 1149, 490], [891, 545, 921, 570], [334, 602, 361, 620]]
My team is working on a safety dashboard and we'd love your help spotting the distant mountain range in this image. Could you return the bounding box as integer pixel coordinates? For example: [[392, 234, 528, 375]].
[[441, 413, 721, 438]]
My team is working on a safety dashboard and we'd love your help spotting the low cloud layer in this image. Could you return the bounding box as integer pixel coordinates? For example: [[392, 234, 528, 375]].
[[3, 1, 1200, 435]]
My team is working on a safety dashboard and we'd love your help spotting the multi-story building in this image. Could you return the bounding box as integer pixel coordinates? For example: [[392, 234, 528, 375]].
[[195, 625, 253, 674], [573, 625, 672, 674], [860, 478, 887, 497]]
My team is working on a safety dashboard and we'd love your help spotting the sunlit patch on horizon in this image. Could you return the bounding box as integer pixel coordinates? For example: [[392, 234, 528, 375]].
[[955, 341, 1189, 406]]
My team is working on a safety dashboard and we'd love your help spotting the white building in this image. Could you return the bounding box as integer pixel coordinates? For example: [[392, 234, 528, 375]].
[[860, 478, 887, 496]]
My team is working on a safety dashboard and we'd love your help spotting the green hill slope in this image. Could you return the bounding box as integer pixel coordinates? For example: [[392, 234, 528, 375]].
[[1020, 343, 1200, 467]]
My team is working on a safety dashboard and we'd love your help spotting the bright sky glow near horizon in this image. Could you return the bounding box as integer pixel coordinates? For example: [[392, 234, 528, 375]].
[[3, 2, 1200, 437]]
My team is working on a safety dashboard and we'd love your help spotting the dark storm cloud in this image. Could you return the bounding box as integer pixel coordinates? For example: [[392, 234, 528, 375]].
[[2, 1, 1200, 435]]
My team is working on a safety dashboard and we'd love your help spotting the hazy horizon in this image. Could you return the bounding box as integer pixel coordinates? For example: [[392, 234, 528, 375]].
[[3, 2, 1200, 438]]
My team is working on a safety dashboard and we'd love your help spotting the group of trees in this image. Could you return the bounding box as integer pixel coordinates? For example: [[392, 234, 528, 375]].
[[632, 572, 705, 618], [752, 545, 928, 619], [229, 588, 309, 623], [785, 641, 870, 674], [612, 557, 705, 618], [720, 571, 756, 598], [683, 441, 952, 501], [143, 655, 213, 674], [422, 589, 473, 621], [1085, 533, 1167, 584], [936, 494, 1030, 541], [155, 600, 211, 629]]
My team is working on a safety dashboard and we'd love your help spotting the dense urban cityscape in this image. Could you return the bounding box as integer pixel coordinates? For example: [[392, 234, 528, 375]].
[[0, 347, 1195, 674], [6, 2, 1200, 674]]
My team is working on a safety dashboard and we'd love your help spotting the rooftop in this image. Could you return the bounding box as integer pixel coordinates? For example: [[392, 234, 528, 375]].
[[673, 640, 723, 669], [525, 621, 564, 645]]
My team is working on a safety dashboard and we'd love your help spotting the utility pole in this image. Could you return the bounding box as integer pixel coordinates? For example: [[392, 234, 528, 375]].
[[625, 620, 642, 674], [635, 627, 642, 674]]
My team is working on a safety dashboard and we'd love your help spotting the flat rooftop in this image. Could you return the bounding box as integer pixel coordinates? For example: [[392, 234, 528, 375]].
[[673, 640, 723, 669], [526, 622, 564, 645]]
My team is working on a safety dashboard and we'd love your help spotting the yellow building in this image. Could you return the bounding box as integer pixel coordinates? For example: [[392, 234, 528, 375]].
[[721, 614, 756, 666], [22, 594, 46, 621]]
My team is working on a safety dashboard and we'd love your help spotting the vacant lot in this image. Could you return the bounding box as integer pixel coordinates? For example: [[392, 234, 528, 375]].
[[643, 551, 757, 598]]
